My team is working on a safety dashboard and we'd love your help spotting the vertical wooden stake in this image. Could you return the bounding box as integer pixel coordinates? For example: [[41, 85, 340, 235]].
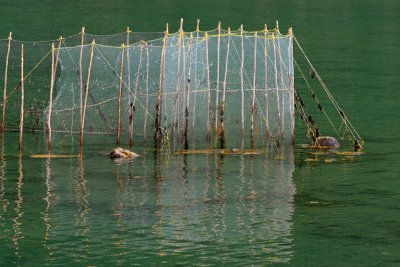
[[173, 19, 183, 148], [205, 32, 211, 142], [19, 44, 24, 151], [288, 27, 295, 144], [214, 21, 221, 140], [264, 24, 270, 140], [220, 27, 231, 149], [126, 27, 132, 136], [79, 27, 85, 119], [192, 20, 200, 146], [155, 24, 168, 145], [272, 33, 281, 146], [277, 31, 285, 142], [130, 43, 143, 146], [240, 25, 245, 148], [250, 31, 257, 148], [117, 44, 125, 146], [46, 43, 55, 149], [80, 40, 95, 148], [1, 32, 12, 132], [144, 44, 150, 142], [184, 33, 193, 150]]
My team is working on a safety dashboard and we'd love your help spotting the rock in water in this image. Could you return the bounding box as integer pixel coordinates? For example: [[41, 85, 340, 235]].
[[314, 136, 340, 148], [110, 147, 140, 159]]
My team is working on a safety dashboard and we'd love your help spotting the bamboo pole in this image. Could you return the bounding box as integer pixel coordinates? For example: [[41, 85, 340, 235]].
[[46, 37, 62, 149], [180, 21, 186, 144], [130, 43, 143, 146], [276, 21, 285, 142], [250, 32, 257, 148], [80, 40, 95, 148], [1, 32, 12, 132], [288, 27, 295, 144], [144, 44, 149, 142], [272, 32, 281, 146], [240, 25, 245, 148], [214, 21, 221, 139], [220, 27, 231, 149], [264, 24, 270, 140], [79, 27, 85, 119], [205, 32, 211, 142], [184, 33, 193, 150], [126, 27, 132, 141], [19, 44, 24, 151], [155, 24, 168, 144], [117, 44, 125, 146]]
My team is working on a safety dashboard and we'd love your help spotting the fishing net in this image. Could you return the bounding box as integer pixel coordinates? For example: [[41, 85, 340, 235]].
[[0, 25, 295, 150]]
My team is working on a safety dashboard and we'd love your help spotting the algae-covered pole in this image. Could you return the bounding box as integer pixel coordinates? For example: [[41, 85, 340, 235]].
[[19, 44, 24, 151], [205, 32, 211, 142], [79, 27, 85, 119], [240, 25, 245, 148], [155, 24, 168, 145], [184, 33, 193, 150], [251, 31, 257, 148], [117, 44, 125, 146], [1, 32, 12, 132], [220, 27, 231, 149], [264, 24, 270, 140], [80, 40, 95, 148]]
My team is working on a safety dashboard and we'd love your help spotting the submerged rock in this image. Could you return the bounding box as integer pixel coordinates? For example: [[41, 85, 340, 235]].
[[314, 136, 340, 148], [110, 147, 140, 159]]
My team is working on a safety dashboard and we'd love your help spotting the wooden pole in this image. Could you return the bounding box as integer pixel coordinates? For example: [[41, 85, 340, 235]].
[[264, 24, 270, 140], [155, 24, 168, 144], [276, 23, 285, 142], [173, 19, 183, 148], [117, 44, 125, 146], [240, 25, 245, 148], [250, 32, 257, 148], [192, 19, 200, 147], [130, 43, 143, 146], [46, 37, 62, 149], [1, 32, 12, 132], [214, 21, 221, 140], [220, 27, 231, 149], [19, 44, 24, 151], [79, 27, 85, 119], [126, 27, 132, 142], [288, 27, 295, 144], [80, 40, 95, 148], [46, 43, 55, 149], [144, 44, 150, 142], [184, 33, 193, 150], [205, 32, 211, 142], [272, 32, 281, 146]]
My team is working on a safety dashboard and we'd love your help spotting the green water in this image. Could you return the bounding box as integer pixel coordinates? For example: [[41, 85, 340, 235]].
[[1, 0, 400, 266]]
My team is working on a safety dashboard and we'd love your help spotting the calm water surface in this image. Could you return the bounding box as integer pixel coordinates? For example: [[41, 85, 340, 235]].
[[1, 0, 399, 266]]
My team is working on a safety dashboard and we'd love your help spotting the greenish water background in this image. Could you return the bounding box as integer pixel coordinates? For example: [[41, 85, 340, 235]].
[[1, 0, 399, 266]]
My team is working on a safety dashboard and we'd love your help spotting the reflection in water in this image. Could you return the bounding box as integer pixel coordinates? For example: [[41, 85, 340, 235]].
[[12, 154, 24, 259], [43, 157, 53, 260], [0, 134, 8, 232]]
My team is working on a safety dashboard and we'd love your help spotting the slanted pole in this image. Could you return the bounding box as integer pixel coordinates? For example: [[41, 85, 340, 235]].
[[80, 40, 95, 148], [250, 32, 257, 148], [79, 27, 85, 119], [220, 27, 231, 149], [117, 44, 125, 146], [240, 25, 245, 148], [205, 32, 211, 142], [19, 44, 24, 151], [1, 32, 12, 132]]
